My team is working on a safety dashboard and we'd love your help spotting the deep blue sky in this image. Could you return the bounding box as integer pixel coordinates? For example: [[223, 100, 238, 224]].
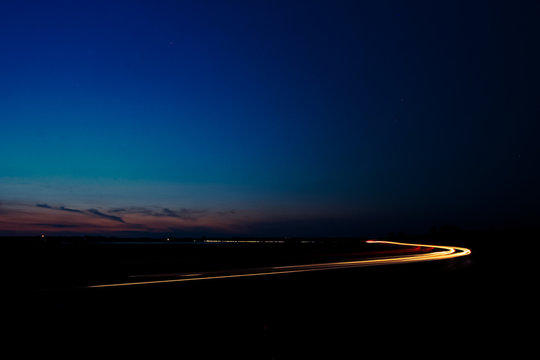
[[1, 0, 539, 237]]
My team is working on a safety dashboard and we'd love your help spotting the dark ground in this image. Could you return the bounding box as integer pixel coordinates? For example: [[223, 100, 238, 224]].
[[4, 228, 537, 358]]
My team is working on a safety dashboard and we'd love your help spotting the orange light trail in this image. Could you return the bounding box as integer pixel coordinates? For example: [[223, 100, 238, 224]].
[[86, 240, 471, 289]]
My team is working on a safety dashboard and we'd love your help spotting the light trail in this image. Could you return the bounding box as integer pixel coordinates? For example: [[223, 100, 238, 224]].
[[86, 240, 471, 289]]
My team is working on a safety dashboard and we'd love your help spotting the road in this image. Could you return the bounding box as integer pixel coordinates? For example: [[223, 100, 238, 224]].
[[86, 240, 471, 288]]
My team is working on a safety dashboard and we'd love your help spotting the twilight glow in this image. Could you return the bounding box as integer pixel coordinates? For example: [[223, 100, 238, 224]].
[[1, 1, 539, 237]]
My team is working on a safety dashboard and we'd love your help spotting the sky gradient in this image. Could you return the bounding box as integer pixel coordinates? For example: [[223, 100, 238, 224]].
[[1, 0, 539, 237]]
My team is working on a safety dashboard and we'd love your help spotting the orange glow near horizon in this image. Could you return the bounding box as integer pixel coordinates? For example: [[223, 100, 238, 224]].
[[0, 202, 237, 236]]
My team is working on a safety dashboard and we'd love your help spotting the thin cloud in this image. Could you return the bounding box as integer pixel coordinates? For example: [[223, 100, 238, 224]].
[[162, 208, 206, 220], [109, 206, 206, 221], [36, 203, 52, 209], [34, 203, 209, 225], [35, 203, 84, 213], [87, 209, 126, 223], [162, 208, 179, 217], [58, 206, 85, 213], [109, 208, 128, 213]]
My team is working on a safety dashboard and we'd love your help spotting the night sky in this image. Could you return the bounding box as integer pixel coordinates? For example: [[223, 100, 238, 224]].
[[1, 0, 539, 237]]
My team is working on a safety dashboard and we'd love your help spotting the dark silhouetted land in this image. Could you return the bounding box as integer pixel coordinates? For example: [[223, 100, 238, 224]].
[[5, 227, 537, 358]]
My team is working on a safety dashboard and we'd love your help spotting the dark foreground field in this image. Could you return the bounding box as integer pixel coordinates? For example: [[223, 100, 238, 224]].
[[5, 229, 536, 358]]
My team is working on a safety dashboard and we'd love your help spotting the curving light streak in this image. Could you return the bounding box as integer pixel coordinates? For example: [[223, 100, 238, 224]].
[[86, 240, 471, 289]]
